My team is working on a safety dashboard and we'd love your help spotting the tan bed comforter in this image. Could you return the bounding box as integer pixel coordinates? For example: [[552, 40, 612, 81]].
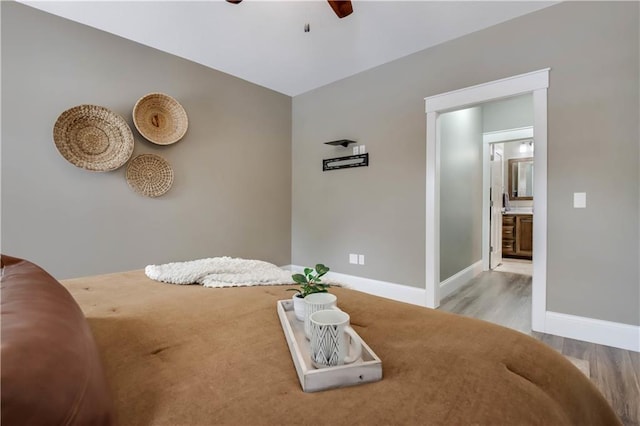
[[62, 270, 619, 425]]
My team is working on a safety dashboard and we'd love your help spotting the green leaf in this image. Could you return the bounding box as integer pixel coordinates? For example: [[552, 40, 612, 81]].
[[292, 274, 308, 284], [315, 264, 330, 277], [307, 286, 328, 296], [304, 268, 313, 276]]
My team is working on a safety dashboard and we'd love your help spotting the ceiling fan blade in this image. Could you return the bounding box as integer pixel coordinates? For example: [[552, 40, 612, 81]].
[[327, 0, 353, 19]]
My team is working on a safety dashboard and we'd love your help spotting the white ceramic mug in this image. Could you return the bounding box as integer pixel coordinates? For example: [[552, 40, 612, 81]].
[[304, 292, 338, 340], [309, 309, 362, 369]]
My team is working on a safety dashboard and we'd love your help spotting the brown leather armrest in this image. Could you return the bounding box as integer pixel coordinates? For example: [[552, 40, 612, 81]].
[[1, 255, 113, 425]]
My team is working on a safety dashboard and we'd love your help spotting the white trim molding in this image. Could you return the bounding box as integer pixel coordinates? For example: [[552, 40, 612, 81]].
[[287, 265, 426, 308], [425, 110, 440, 308], [285, 266, 640, 352], [530, 88, 548, 331], [545, 312, 640, 353], [439, 261, 483, 300], [483, 126, 533, 144], [425, 69, 550, 113]]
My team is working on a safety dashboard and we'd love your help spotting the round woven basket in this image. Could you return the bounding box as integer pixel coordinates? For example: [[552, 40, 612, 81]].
[[132, 93, 188, 145], [126, 154, 174, 197], [53, 105, 134, 172]]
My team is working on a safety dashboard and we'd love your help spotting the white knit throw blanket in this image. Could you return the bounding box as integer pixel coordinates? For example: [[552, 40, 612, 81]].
[[145, 257, 295, 288]]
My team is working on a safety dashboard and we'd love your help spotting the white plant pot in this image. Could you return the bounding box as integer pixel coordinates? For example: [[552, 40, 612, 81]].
[[292, 294, 305, 321]]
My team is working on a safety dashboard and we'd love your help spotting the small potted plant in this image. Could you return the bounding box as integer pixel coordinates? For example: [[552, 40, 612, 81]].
[[288, 264, 330, 321]]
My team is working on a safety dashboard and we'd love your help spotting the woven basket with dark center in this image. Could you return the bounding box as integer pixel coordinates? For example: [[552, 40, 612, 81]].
[[132, 93, 188, 145], [53, 105, 134, 172], [126, 154, 174, 198]]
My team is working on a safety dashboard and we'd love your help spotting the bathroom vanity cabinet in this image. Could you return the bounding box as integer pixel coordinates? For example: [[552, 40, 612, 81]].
[[502, 214, 533, 259]]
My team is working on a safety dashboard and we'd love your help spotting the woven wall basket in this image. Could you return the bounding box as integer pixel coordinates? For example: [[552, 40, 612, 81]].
[[132, 93, 188, 145], [126, 154, 174, 197], [53, 105, 134, 172]]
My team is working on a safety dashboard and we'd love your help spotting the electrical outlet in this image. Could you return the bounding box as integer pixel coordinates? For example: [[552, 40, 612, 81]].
[[358, 254, 365, 265], [353, 146, 359, 155], [359, 145, 366, 154], [349, 254, 358, 264]]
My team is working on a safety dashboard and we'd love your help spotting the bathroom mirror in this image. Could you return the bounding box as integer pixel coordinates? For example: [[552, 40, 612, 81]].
[[508, 157, 533, 200]]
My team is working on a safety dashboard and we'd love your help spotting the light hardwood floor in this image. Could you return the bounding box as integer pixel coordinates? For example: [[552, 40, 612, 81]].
[[439, 270, 640, 426], [493, 258, 532, 276]]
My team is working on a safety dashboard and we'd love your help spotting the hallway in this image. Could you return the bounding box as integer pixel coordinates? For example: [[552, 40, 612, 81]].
[[439, 270, 531, 333]]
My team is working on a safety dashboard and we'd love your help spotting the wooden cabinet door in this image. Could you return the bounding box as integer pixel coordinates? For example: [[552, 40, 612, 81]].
[[502, 239, 516, 256], [516, 215, 533, 258], [501, 215, 516, 256]]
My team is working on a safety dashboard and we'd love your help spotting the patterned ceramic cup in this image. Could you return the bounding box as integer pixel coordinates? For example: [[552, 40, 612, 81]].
[[309, 309, 362, 369], [304, 293, 338, 340]]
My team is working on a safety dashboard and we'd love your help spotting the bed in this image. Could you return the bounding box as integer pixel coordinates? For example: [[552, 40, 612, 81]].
[[1, 255, 621, 425]]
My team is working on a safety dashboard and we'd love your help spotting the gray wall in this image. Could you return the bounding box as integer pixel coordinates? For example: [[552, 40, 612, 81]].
[[483, 93, 533, 133], [292, 2, 639, 326], [482, 94, 535, 210], [1, 2, 292, 279], [439, 96, 531, 281], [439, 107, 483, 281]]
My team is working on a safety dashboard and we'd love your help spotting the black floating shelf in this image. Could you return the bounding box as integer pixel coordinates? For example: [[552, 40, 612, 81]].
[[324, 139, 356, 148], [323, 153, 369, 172]]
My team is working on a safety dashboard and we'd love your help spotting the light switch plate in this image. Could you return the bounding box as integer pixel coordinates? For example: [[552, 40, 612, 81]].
[[349, 254, 358, 264], [353, 146, 359, 155], [358, 254, 365, 265], [573, 192, 586, 208]]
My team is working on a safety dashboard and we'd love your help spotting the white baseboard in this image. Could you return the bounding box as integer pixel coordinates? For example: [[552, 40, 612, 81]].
[[545, 311, 640, 352], [286, 265, 426, 307], [283, 266, 640, 352], [439, 260, 483, 299]]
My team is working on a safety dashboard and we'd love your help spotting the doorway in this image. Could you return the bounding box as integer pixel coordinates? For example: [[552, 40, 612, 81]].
[[424, 69, 549, 332], [487, 138, 534, 276]]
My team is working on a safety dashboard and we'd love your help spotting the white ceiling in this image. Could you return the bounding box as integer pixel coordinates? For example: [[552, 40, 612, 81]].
[[21, 1, 557, 96]]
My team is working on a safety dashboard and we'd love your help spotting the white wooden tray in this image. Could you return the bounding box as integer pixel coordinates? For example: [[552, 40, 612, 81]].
[[277, 299, 382, 392]]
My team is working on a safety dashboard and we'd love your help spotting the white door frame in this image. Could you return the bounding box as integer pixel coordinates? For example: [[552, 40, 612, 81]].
[[425, 69, 549, 332], [481, 126, 534, 271], [485, 142, 503, 271]]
